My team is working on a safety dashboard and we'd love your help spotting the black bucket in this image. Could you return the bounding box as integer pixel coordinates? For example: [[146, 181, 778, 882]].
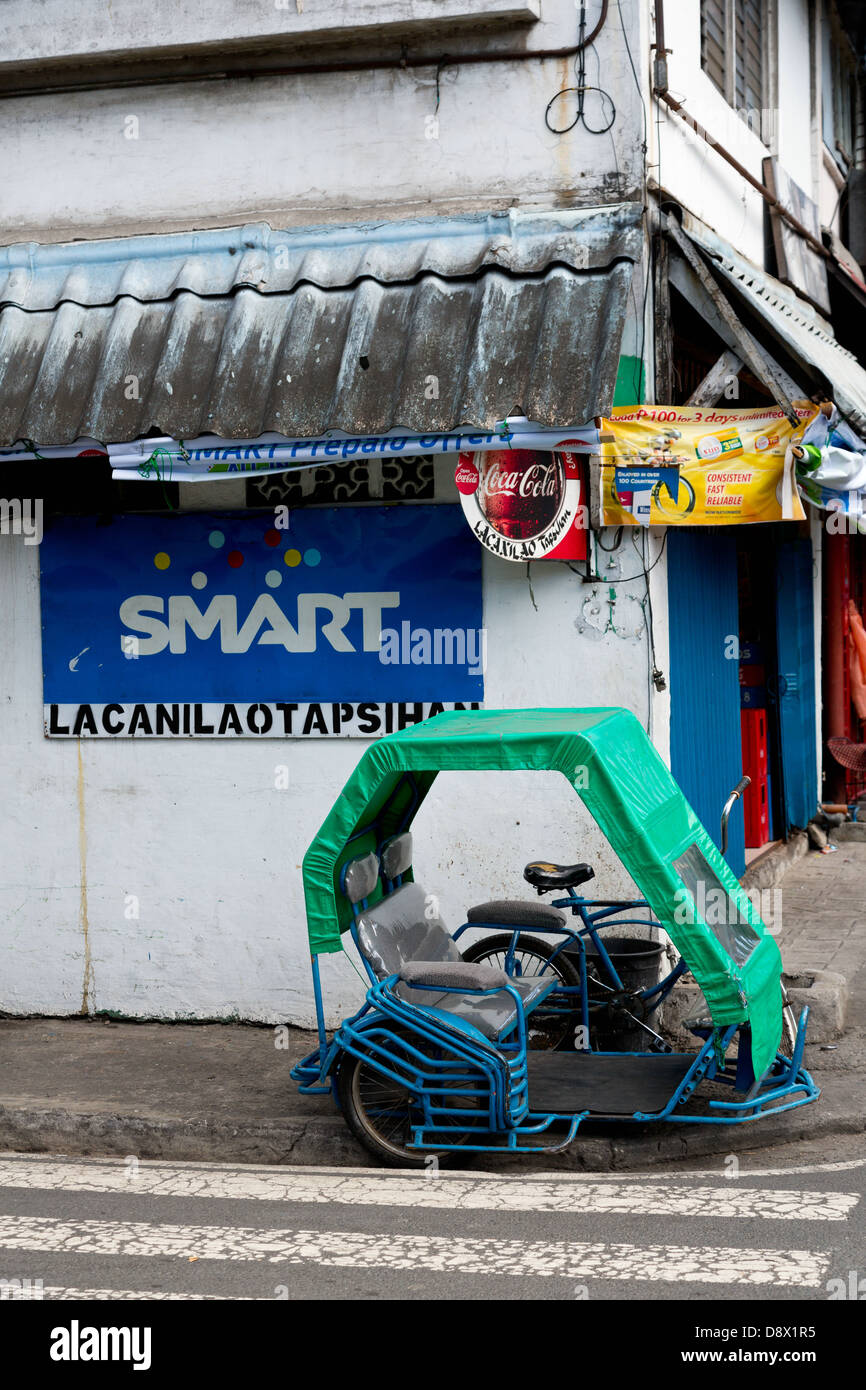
[[564, 935, 666, 1051]]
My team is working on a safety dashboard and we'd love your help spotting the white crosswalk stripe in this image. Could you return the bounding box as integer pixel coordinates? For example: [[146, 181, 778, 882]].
[[0, 1155, 855, 1298], [0, 1157, 856, 1222], [0, 1213, 829, 1286]]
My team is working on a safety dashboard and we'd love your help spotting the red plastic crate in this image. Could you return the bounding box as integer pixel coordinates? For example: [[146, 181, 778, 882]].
[[742, 774, 770, 847], [738, 663, 766, 686], [740, 708, 769, 847], [741, 708, 768, 779]]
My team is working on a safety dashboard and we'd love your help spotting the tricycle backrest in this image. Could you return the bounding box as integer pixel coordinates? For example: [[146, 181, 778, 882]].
[[380, 832, 413, 886], [341, 851, 379, 906], [356, 883, 462, 980]]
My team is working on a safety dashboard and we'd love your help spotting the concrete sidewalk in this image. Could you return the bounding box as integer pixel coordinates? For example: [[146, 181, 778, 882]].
[[775, 828, 866, 1024], [1, 841, 865, 1172]]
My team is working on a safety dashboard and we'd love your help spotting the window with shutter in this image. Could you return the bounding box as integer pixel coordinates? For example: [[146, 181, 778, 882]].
[[823, 19, 858, 168], [701, 0, 727, 96], [735, 0, 765, 114], [700, 0, 767, 132]]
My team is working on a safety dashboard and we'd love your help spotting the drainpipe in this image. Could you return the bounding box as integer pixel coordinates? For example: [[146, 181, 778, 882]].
[[652, 0, 670, 96]]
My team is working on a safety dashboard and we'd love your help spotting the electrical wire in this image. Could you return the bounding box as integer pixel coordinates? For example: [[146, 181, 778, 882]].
[[598, 526, 668, 585], [0, 2, 614, 103], [595, 524, 624, 552], [615, 0, 647, 152], [545, 2, 616, 136], [633, 529, 660, 663], [13, 438, 46, 460], [567, 559, 602, 581], [631, 529, 666, 730]]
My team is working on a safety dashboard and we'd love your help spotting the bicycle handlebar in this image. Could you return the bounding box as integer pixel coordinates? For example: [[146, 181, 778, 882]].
[[720, 776, 751, 856]]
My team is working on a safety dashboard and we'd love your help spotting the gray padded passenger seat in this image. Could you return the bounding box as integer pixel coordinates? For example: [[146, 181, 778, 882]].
[[466, 899, 566, 929], [356, 881, 554, 1041]]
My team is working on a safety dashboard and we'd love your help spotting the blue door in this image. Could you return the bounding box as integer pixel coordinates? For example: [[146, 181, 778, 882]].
[[667, 530, 745, 874], [774, 538, 818, 830]]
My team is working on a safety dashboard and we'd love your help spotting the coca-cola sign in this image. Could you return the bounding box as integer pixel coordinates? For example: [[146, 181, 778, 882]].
[[455, 448, 588, 561]]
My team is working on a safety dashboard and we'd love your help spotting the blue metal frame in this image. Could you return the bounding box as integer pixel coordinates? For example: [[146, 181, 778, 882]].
[[290, 828, 820, 1153], [451, 885, 687, 1051], [291, 971, 818, 1152]]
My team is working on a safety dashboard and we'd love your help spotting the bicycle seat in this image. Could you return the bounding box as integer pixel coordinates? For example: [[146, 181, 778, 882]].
[[523, 860, 595, 892]]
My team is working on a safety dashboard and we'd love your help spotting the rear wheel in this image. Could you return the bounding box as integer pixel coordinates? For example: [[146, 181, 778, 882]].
[[336, 1044, 483, 1169], [461, 933, 581, 1050]]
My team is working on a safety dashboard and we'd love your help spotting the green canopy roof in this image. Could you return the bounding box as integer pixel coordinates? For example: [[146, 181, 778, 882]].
[[302, 708, 783, 1074]]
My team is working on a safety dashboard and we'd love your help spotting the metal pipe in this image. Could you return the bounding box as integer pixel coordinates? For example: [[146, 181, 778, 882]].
[[652, 0, 669, 94], [655, 89, 833, 263], [655, 0, 667, 60], [0, 1, 611, 101]]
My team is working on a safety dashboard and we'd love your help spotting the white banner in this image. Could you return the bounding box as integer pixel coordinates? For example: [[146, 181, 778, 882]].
[[107, 421, 599, 482], [44, 701, 481, 739]]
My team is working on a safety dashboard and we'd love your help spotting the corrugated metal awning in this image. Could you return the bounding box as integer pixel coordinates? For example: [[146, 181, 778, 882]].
[[680, 213, 866, 437], [0, 206, 641, 446]]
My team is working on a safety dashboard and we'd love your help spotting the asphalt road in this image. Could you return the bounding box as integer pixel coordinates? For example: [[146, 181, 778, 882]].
[[0, 1134, 863, 1303]]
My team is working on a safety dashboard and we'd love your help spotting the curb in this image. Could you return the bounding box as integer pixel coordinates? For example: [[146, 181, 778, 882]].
[[1, 1070, 858, 1173], [0, 1104, 362, 1168], [739, 831, 851, 1040], [740, 831, 809, 891], [784, 969, 849, 1041], [833, 822, 866, 843]]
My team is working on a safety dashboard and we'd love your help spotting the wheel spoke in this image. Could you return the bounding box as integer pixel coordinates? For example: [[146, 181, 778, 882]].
[[463, 935, 581, 1050], [346, 1041, 485, 1163]]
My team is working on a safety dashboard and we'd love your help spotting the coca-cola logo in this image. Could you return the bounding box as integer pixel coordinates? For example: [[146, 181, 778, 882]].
[[477, 450, 564, 540], [454, 459, 480, 496], [480, 461, 559, 501], [456, 448, 587, 563]]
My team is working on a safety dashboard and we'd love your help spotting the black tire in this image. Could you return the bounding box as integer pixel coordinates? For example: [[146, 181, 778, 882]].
[[461, 933, 582, 1050], [336, 1045, 479, 1169]]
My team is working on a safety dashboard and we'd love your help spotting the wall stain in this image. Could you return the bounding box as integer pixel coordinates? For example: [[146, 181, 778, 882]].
[[77, 740, 94, 1015]]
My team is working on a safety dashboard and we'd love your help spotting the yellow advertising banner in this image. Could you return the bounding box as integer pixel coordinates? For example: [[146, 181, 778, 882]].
[[600, 402, 821, 526]]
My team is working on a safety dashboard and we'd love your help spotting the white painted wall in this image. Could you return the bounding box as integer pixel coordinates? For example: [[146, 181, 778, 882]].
[[0, 0, 540, 70], [776, 0, 815, 199], [654, 0, 771, 265], [0, 0, 667, 1023], [0, 517, 665, 1026], [3, 0, 841, 1025], [655, 0, 817, 267], [0, 0, 644, 244]]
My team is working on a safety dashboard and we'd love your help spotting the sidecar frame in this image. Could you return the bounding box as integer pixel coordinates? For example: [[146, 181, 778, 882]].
[[291, 707, 818, 1159]]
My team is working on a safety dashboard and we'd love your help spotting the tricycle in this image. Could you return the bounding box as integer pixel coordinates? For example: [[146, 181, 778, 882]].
[[292, 707, 818, 1166]]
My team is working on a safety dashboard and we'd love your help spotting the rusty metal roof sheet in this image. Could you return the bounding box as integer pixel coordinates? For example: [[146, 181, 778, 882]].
[[682, 212, 866, 437], [0, 206, 641, 445]]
